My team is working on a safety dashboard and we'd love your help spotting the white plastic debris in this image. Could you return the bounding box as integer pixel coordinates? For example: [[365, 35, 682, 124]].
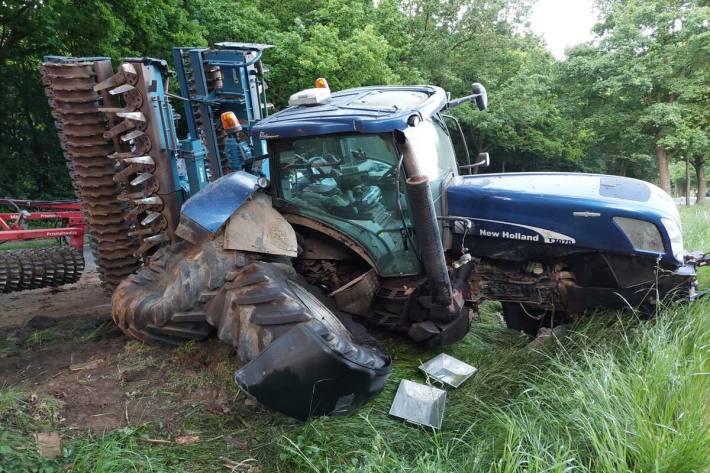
[[419, 353, 477, 388], [389, 379, 446, 429]]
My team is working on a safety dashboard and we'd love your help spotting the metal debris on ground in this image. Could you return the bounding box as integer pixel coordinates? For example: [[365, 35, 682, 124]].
[[419, 353, 477, 388], [389, 379, 446, 429]]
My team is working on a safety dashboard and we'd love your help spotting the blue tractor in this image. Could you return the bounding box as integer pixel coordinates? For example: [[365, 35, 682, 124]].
[[42, 45, 706, 421]]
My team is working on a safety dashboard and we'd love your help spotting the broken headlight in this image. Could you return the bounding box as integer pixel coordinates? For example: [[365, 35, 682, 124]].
[[613, 217, 664, 254], [661, 217, 684, 262]]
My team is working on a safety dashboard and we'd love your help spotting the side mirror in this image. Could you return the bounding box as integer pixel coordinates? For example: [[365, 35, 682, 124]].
[[472, 83, 487, 111], [458, 152, 490, 172], [476, 152, 490, 167], [445, 83, 489, 111]]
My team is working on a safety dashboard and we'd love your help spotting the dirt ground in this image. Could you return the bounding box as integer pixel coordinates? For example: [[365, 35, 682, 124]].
[[0, 248, 252, 435], [0, 248, 111, 330]]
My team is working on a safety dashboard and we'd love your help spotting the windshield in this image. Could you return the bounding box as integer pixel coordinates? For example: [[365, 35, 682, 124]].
[[403, 118, 458, 181], [274, 133, 421, 276]]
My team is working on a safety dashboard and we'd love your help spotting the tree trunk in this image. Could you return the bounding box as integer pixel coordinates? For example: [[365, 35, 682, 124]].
[[685, 156, 691, 206], [695, 156, 707, 204], [619, 160, 628, 176], [655, 132, 671, 194]]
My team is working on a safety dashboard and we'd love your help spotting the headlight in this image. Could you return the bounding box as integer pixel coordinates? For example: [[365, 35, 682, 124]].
[[661, 217, 684, 262], [613, 217, 664, 253]]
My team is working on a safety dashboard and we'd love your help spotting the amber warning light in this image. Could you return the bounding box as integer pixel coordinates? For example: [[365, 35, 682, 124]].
[[220, 111, 241, 134], [314, 77, 329, 89]]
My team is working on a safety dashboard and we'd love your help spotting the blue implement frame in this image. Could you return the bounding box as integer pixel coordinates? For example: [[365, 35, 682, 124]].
[[172, 43, 272, 182]]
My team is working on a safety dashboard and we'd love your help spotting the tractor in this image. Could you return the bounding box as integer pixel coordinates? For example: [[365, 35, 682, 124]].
[[39, 44, 706, 420]]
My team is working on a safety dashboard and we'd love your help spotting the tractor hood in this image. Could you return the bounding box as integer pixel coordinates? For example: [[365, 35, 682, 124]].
[[446, 173, 684, 264]]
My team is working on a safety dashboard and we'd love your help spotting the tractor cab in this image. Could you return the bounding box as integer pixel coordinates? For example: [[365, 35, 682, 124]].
[[254, 85, 461, 277]]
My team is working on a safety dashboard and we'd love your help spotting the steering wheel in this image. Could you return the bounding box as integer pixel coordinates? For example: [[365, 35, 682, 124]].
[[284, 153, 310, 169], [304, 154, 342, 179]]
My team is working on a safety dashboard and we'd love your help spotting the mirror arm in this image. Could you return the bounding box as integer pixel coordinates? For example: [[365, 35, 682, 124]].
[[459, 153, 489, 170], [445, 93, 481, 109]]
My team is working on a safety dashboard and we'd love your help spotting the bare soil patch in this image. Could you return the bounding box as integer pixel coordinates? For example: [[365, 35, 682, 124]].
[[0, 248, 252, 435]]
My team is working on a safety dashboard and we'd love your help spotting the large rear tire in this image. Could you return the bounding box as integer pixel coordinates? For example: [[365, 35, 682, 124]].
[[204, 261, 387, 368], [111, 238, 237, 345], [111, 239, 391, 419], [204, 260, 391, 419]]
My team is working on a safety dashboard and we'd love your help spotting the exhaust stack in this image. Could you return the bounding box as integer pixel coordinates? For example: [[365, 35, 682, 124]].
[[405, 174, 452, 306]]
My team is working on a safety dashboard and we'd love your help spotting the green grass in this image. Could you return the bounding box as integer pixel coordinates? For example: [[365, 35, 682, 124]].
[[26, 329, 59, 347], [679, 203, 710, 288], [0, 239, 60, 251], [1, 205, 708, 472], [278, 299, 709, 472]]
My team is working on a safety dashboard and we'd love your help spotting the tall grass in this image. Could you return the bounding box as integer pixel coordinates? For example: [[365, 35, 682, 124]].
[[679, 204, 710, 288], [279, 297, 710, 472]]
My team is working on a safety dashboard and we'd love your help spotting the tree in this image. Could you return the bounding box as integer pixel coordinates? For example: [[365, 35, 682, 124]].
[[1, 0, 707, 199], [563, 0, 710, 193], [0, 0, 205, 198], [673, 107, 710, 203]]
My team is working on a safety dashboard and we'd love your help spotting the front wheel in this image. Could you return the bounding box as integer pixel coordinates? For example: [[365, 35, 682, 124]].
[[501, 303, 569, 336]]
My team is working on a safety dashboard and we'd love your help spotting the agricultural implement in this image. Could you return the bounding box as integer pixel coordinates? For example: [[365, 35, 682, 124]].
[[0, 199, 85, 293], [40, 43, 707, 420]]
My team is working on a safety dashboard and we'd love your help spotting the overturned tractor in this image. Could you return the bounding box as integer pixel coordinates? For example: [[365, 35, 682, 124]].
[[41, 45, 707, 420]]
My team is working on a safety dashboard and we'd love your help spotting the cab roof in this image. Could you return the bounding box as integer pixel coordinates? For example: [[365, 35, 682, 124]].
[[251, 85, 447, 140]]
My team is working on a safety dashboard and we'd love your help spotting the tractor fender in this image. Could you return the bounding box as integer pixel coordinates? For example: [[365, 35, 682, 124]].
[[223, 193, 297, 257], [180, 171, 260, 234], [177, 172, 297, 258]]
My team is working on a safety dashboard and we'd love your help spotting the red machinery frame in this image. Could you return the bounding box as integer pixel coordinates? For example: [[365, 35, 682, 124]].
[[0, 199, 85, 252]]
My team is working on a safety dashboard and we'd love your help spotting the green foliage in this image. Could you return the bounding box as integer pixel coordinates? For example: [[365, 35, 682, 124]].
[[561, 0, 709, 188], [1, 0, 707, 195], [0, 0, 205, 199], [264, 20, 401, 107]]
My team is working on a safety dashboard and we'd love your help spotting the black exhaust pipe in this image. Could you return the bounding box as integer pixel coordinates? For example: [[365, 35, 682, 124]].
[[406, 174, 453, 306]]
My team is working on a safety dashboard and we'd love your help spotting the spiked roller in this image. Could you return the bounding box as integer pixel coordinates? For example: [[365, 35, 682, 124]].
[[42, 59, 141, 291], [95, 58, 182, 258]]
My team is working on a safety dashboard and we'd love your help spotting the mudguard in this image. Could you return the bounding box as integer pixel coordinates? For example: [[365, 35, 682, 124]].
[[223, 193, 297, 257], [235, 320, 391, 421], [181, 171, 259, 233]]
